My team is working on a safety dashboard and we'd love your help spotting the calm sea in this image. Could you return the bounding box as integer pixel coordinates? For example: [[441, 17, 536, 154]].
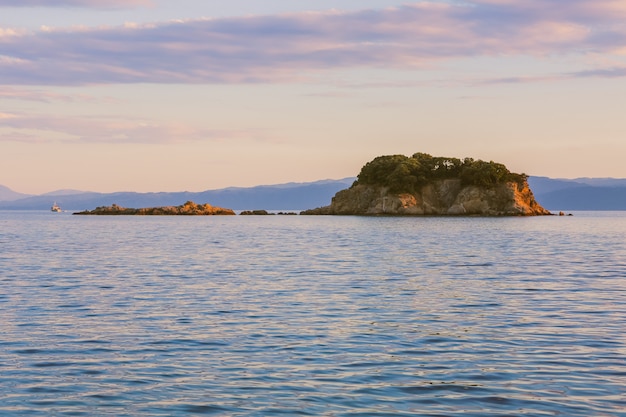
[[1, 211, 625, 416]]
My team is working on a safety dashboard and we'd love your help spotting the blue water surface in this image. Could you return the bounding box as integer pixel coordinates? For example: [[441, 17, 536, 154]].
[[1, 211, 625, 416]]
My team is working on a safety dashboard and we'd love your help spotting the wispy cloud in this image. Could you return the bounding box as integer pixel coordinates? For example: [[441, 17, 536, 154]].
[[0, 112, 269, 144], [0, 86, 117, 102], [568, 66, 626, 79], [0, 0, 152, 8], [1, 1, 625, 85], [469, 66, 626, 86]]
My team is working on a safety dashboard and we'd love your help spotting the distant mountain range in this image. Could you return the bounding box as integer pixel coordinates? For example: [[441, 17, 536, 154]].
[[0, 178, 356, 211], [1, 176, 625, 211], [527, 177, 626, 211]]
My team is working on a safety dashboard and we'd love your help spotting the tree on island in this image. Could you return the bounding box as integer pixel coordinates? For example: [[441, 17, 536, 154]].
[[354, 153, 528, 193]]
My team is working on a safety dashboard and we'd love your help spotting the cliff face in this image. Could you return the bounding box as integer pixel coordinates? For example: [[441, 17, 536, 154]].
[[301, 179, 550, 216]]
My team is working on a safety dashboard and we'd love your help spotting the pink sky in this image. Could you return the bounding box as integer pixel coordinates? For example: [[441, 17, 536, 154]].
[[2, 0, 626, 193]]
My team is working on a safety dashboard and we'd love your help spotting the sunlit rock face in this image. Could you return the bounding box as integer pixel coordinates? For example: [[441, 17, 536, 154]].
[[301, 179, 551, 216]]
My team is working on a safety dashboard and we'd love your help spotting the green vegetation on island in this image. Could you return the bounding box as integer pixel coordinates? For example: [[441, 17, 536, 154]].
[[354, 152, 528, 193]]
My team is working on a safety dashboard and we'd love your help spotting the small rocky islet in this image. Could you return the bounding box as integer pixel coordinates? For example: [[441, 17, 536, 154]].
[[74, 201, 235, 215], [240, 210, 298, 215]]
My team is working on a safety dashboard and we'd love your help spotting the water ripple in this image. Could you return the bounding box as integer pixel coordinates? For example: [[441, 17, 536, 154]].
[[0, 212, 625, 416]]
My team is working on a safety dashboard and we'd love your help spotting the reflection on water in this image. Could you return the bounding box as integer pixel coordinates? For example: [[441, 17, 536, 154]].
[[1, 211, 625, 416]]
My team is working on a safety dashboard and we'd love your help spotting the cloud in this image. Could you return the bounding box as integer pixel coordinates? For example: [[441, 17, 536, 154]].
[[0, 112, 268, 144], [569, 66, 626, 79], [468, 65, 626, 86], [1, 1, 625, 85], [0, 0, 152, 8], [0, 86, 118, 102]]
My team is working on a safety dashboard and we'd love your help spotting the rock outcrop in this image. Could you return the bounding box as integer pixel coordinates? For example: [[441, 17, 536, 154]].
[[240, 210, 273, 215], [301, 179, 550, 216], [74, 201, 235, 215], [239, 210, 298, 215]]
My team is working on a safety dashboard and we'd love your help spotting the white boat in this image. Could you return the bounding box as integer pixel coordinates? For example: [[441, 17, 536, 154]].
[[51, 202, 62, 212]]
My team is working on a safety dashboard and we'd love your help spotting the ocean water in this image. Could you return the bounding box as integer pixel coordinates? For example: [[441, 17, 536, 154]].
[[1, 210, 625, 416]]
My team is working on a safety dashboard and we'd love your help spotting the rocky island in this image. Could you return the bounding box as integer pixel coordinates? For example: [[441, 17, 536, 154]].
[[74, 201, 235, 215], [301, 153, 550, 216]]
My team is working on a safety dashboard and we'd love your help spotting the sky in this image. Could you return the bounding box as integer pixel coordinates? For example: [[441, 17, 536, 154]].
[[1, 0, 626, 194]]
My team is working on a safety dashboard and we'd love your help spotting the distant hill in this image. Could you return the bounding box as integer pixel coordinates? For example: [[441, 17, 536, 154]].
[[41, 189, 88, 197], [570, 178, 626, 187], [528, 177, 626, 210], [0, 185, 33, 202], [2, 176, 625, 211], [0, 178, 356, 211]]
